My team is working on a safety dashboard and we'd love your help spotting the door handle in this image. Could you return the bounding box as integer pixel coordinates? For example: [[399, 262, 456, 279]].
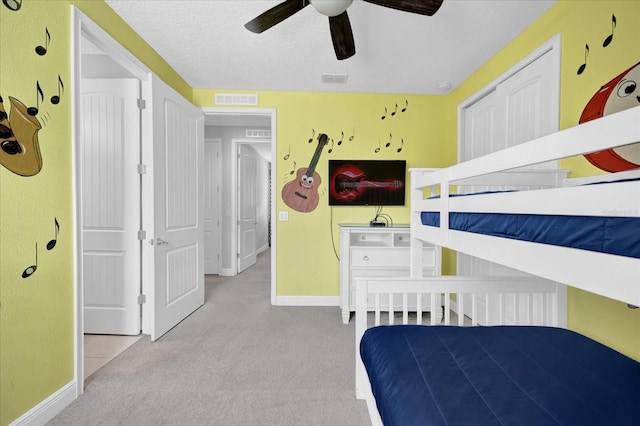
[[153, 238, 169, 246]]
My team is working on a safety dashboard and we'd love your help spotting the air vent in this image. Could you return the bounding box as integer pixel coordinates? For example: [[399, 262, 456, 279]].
[[321, 73, 348, 84], [246, 129, 271, 138], [215, 93, 258, 106]]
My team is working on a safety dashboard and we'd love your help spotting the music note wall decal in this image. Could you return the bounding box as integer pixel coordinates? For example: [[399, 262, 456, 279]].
[[3, 0, 23, 11], [27, 81, 44, 116], [283, 145, 290, 160], [308, 129, 315, 143], [385, 133, 392, 148], [401, 100, 408, 113], [603, 14, 616, 47], [349, 127, 355, 141], [51, 75, 64, 105], [374, 140, 381, 153], [327, 139, 334, 154], [22, 242, 38, 278], [289, 161, 296, 175], [391, 103, 398, 117], [337, 131, 344, 146], [397, 138, 404, 153], [577, 44, 589, 75], [381, 107, 387, 120], [35, 28, 50, 56], [47, 218, 59, 250]]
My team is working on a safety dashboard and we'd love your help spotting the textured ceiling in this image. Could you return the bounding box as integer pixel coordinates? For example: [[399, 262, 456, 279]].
[[104, 0, 557, 95]]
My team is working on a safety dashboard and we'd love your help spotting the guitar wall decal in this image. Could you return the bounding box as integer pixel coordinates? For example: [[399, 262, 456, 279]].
[[281, 133, 328, 213], [330, 164, 403, 203]]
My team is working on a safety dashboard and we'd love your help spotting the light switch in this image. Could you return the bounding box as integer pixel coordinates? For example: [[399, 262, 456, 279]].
[[279, 211, 289, 221]]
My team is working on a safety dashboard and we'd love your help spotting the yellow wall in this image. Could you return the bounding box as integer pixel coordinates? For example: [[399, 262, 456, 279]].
[[0, 1, 188, 424], [1, 0, 639, 424], [1, 2, 74, 423], [193, 90, 453, 295], [445, 0, 640, 359]]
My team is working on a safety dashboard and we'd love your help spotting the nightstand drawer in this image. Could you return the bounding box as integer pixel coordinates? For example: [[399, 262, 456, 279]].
[[351, 247, 436, 268], [351, 248, 408, 267]]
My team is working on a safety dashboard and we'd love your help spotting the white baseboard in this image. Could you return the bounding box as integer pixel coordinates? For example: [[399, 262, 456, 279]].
[[275, 296, 340, 306], [219, 267, 234, 276], [10, 381, 76, 426]]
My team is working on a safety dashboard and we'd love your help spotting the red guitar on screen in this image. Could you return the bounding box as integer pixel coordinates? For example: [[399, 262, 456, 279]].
[[330, 164, 403, 203], [281, 133, 328, 212]]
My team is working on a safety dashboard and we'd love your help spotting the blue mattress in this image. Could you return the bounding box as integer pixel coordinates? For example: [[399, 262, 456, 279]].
[[420, 212, 640, 258], [360, 325, 640, 426]]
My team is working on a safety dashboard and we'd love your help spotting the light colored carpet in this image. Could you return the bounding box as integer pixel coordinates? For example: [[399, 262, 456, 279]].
[[49, 250, 370, 425]]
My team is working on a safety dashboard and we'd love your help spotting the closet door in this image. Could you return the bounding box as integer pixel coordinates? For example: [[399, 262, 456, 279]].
[[458, 44, 559, 325], [495, 49, 556, 169]]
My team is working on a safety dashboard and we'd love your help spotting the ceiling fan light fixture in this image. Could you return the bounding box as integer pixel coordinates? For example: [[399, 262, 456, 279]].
[[310, 0, 353, 17]]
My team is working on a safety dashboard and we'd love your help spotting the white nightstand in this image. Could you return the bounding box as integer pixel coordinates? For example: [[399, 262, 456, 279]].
[[339, 224, 441, 324]]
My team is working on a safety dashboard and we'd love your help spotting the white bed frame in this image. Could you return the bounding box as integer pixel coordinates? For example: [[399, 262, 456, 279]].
[[354, 106, 640, 425], [354, 275, 562, 425]]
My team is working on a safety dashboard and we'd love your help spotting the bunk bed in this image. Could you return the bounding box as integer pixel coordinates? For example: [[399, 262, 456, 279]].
[[354, 105, 640, 425]]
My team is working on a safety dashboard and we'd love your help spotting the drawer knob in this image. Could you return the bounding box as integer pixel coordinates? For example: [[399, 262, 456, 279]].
[[363, 255, 369, 261]]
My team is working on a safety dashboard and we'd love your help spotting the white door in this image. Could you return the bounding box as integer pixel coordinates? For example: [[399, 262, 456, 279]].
[[459, 47, 559, 325], [204, 139, 221, 274], [238, 144, 257, 273], [150, 75, 204, 341], [82, 78, 141, 335], [496, 49, 556, 168]]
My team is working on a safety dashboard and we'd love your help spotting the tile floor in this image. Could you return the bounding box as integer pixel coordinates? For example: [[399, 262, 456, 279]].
[[83, 334, 142, 379]]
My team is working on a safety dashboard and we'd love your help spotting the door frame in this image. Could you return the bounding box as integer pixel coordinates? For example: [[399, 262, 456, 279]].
[[72, 8, 153, 396], [202, 108, 276, 304], [204, 138, 222, 275]]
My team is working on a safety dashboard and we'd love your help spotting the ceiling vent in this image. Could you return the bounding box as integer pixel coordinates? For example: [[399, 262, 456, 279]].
[[246, 129, 271, 138], [321, 73, 348, 84], [215, 93, 258, 106]]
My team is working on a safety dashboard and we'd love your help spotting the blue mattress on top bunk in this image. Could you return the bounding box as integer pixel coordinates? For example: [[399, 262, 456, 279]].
[[360, 325, 640, 426], [420, 212, 640, 258]]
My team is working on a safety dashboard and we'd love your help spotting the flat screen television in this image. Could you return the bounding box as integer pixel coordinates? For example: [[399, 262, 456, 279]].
[[328, 160, 406, 206]]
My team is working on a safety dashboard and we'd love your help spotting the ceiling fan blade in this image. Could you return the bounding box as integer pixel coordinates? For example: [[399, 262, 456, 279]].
[[245, 0, 310, 33], [329, 11, 355, 60], [363, 0, 443, 16]]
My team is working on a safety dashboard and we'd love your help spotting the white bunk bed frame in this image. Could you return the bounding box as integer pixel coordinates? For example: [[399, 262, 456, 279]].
[[354, 105, 640, 425], [410, 105, 640, 306]]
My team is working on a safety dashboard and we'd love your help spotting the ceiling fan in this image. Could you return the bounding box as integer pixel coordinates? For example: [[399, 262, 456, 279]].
[[244, 0, 444, 60]]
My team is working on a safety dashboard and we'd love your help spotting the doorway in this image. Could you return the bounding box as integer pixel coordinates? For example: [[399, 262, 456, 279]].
[[74, 8, 206, 393], [75, 14, 147, 387], [202, 109, 277, 304]]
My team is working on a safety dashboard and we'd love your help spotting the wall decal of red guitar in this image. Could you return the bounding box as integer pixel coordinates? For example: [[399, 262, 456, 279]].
[[281, 133, 328, 212], [330, 164, 403, 203]]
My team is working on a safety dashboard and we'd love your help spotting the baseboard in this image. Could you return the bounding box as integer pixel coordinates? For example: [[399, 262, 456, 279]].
[[275, 296, 340, 306], [219, 267, 234, 276], [10, 380, 76, 426]]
